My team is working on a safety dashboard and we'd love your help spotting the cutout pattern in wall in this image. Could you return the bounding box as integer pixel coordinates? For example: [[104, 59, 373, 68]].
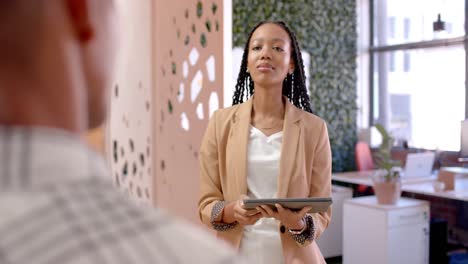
[[160, 1, 221, 134], [109, 0, 153, 205], [111, 81, 153, 204], [154, 0, 223, 222]]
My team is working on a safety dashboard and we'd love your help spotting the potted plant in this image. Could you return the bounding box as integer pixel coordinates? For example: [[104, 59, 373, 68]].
[[371, 124, 402, 204]]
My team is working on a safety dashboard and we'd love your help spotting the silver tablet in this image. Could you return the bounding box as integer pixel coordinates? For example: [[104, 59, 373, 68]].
[[243, 197, 332, 213]]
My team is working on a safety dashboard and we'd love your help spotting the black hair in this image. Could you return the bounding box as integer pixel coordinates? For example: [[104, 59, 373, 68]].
[[232, 21, 313, 114]]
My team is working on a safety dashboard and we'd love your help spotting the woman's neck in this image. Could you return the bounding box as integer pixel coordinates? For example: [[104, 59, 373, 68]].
[[252, 85, 285, 119]]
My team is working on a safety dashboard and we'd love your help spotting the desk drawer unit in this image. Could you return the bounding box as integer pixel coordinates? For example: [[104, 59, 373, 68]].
[[343, 196, 429, 264]]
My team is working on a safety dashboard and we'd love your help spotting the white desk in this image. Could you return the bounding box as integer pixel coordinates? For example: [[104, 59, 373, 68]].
[[402, 177, 468, 201], [332, 170, 468, 202]]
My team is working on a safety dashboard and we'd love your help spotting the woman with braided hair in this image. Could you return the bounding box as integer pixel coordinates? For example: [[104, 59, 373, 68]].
[[198, 21, 332, 263]]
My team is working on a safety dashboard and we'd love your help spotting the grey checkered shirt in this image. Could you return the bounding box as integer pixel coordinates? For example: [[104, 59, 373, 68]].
[[0, 126, 244, 264]]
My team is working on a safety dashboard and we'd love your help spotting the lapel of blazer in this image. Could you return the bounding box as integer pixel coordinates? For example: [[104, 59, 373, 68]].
[[230, 98, 253, 197], [277, 99, 303, 198], [229, 97, 303, 198]]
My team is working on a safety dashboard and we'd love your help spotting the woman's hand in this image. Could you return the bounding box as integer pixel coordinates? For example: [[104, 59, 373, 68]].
[[222, 196, 262, 226], [257, 204, 312, 230]]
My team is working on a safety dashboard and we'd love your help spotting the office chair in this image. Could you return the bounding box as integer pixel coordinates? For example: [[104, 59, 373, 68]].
[[355, 142, 375, 194], [355, 141, 375, 171]]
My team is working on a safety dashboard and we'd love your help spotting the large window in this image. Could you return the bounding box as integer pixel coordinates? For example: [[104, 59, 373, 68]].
[[373, 0, 465, 45], [370, 0, 467, 151]]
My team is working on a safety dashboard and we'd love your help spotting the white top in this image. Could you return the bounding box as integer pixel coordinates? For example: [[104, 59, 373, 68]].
[[239, 125, 284, 264], [0, 126, 243, 264]]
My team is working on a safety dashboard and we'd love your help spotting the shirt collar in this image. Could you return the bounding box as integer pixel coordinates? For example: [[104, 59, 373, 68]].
[[0, 126, 110, 190]]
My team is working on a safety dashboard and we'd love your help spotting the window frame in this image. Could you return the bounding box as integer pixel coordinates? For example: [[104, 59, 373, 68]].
[[368, 0, 468, 128]]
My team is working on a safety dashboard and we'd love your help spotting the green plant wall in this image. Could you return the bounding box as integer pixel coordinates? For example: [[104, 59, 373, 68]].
[[233, 0, 357, 172]]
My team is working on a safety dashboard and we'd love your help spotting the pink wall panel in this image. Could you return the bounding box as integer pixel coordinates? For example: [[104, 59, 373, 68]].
[[153, 0, 224, 223], [110, 0, 153, 205]]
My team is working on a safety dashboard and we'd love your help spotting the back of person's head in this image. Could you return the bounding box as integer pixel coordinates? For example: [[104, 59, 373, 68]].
[[0, 1, 42, 72], [0, 0, 119, 131]]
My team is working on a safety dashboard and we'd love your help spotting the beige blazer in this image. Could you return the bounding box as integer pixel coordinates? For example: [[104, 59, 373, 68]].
[[198, 97, 332, 264]]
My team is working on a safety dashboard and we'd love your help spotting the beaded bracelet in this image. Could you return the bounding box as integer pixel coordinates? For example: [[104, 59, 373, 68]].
[[210, 201, 238, 231], [288, 214, 315, 245]]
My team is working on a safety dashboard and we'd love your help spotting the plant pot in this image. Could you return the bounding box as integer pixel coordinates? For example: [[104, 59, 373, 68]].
[[371, 170, 402, 205], [373, 180, 402, 204]]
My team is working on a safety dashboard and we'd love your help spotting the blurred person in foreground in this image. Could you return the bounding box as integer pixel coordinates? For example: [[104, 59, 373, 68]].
[[0, 1, 243, 263]]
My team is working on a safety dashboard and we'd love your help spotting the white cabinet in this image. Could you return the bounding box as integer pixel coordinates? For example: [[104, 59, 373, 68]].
[[343, 196, 429, 264], [317, 185, 353, 258]]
